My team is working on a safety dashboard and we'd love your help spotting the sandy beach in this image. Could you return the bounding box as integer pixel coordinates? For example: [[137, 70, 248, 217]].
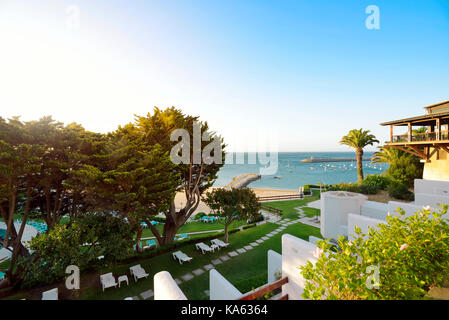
[[174, 187, 299, 216]]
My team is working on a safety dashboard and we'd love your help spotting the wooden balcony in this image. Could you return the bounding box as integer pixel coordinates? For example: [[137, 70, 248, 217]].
[[389, 130, 449, 145]]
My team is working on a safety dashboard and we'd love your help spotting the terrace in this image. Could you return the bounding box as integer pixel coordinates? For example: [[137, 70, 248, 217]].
[[381, 99, 449, 161]]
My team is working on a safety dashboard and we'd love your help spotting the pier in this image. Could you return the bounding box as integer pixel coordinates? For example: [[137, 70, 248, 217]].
[[226, 173, 261, 189]]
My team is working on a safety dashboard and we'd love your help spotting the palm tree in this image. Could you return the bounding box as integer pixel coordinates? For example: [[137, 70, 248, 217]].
[[340, 129, 379, 182], [371, 146, 412, 165]]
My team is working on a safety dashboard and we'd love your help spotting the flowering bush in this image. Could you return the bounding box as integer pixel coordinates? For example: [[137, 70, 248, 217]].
[[300, 205, 449, 299]]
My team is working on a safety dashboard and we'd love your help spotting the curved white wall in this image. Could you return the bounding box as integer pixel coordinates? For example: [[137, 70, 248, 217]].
[[281, 234, 318, 300], [320, 191, 367, 239], [154, 271, 187, 300], [209, 269, 242, 300], [267, 250, 282, 284]]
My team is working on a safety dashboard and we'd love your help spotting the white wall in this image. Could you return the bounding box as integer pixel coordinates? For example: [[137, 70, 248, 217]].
[[209, 269, 242, 300], [154, 271, 187, 300], [320, 191, 367, 239], [281, 234, 318, 300], [361, 201, 388, 220], [267, 250, 282, 284], [415, 179, 449, 207], [387, 201, 427, 218], [415, 178, 449, 194], [347, 214, 384, 241]]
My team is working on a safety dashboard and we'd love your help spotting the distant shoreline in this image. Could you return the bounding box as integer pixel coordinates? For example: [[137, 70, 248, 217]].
[[301, 158, 371, 163]]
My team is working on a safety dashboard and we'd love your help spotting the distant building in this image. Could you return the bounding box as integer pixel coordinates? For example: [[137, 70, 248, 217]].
[[381, 99, 449, 181]]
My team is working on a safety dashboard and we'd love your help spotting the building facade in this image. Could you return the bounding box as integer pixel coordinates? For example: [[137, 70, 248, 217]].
[[381, 99, 449, 181]]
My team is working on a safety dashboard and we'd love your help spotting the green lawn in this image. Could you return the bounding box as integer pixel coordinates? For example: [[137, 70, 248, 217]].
[[302, 207, 320, 218], [77, 221, 322, 300], [263, 191, 320, 219], [140, 219, 247, 238]]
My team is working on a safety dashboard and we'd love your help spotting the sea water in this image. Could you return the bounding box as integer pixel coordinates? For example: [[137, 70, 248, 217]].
[[213, 152, 388, 190]]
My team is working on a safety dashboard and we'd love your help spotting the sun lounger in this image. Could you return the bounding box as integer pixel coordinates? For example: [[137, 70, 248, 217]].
[[195, 242, 214, 254], [42, 288, 58, 300], [211, 239, 230, 248], [100, 273, 117, 291], [172, 251, 193, 264], [130, 264, 149, 282]]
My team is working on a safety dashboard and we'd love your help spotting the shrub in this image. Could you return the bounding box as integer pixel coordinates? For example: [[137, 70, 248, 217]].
[[387, 157, 423, 188], [151, 216, 166, 223], [303, 185, 311, 195], [388, 182, 414, 201], [358, 183, 379, 195], [20, 214, 135, 288], [194, 212, 207, 220], [362, 175, 391, 190], [301, 205, 449, 300], [234, 273, 268, 296], [248, 215, 264, 224]]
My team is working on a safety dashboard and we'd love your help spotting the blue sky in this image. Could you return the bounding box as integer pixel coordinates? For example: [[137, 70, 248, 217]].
[[1, 0, 448, 152]]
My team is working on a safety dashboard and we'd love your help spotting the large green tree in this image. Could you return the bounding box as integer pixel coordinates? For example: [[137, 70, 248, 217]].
[[340, 129, 379, 182], [26, 117, 104, 228], [133, 107, 225, 245], [0, 117, 44, 286], [203, 188, 261, 243], [71, 124, 180, 250]]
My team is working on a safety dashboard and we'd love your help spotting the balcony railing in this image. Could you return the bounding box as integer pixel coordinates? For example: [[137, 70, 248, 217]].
[[391, 131, 449, 144]]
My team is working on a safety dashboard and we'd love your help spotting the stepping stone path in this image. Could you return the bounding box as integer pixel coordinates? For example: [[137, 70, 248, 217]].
[[204, 264, 214, 271], [181, 273, 195, 281], [140, 289, 154, 300], [146, 203, 316, 298], [212, 259, 222, 265], [192, 268, 205, 276]]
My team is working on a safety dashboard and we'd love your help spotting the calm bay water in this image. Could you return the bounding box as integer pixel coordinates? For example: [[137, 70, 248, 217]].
[[213, 152, 388, 190]]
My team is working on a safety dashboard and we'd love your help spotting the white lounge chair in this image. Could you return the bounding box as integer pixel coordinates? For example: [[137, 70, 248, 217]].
[[211, 239, 230, 248], [100, 273, 117, 292], [130, 264, 149, 282], [195, 242, 214, 254], [172, 251, 193, 264], [42, 288, 58, 300]]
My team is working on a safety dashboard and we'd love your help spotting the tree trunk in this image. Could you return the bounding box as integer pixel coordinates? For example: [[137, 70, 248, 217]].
[[135, 226, 144, 252], [356, 148, 364, 183], [160, 218, 180, 245], [224, 224, 229, 243]]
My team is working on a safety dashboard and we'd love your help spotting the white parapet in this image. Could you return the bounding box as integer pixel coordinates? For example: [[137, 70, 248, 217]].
[[267, 250, 282, 284], [209, 269, 242, 300], [154, 271, 187, 300], [347, 214, 384, 241], [414, 179, 449, 207], [281, 234, 318, 300], [387, 201, 429, 218], [320, 191, 367, 239], [361, 201, 388, 220]]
